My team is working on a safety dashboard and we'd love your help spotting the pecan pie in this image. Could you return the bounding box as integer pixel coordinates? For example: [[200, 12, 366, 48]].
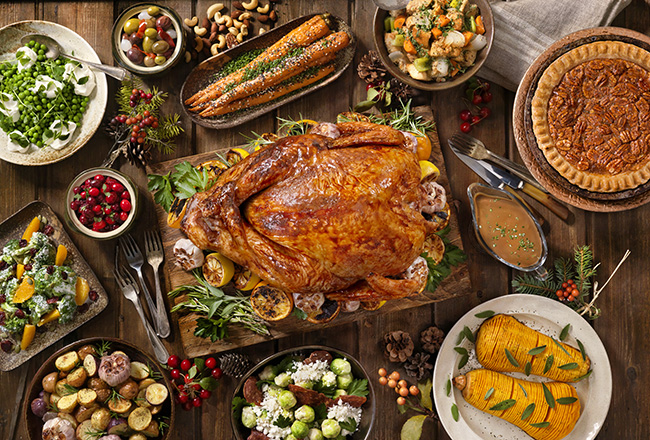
[[532, 41, 650, 192]]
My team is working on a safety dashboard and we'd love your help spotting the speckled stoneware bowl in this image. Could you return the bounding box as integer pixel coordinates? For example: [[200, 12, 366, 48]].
[[23, 337, 175, 440], [0, 20, 108, 166], [231, 345, 375, 440], [0, 201, 108, 371], [373, 0, 494, 91]]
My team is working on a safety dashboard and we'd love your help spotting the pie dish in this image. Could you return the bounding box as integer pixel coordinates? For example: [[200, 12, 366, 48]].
[[531, 41, 650, 192]]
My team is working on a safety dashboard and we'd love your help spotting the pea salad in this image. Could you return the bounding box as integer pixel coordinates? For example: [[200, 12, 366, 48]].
[[0, 39, 95, 154]]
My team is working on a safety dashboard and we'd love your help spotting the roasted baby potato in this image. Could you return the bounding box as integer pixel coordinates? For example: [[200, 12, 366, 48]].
[[55, 351, 80, 372]]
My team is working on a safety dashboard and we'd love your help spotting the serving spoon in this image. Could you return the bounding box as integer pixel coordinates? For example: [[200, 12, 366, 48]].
[[20, 34, 127, 80], [372, 0, 409, 10]]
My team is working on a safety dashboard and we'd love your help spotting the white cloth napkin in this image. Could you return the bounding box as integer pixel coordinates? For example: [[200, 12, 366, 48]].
[[479, 0, 633, 91]]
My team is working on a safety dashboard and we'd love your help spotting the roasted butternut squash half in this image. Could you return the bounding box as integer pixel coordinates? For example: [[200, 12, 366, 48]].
[[476, 314, 590, 382], [454, 369, 581, 440]]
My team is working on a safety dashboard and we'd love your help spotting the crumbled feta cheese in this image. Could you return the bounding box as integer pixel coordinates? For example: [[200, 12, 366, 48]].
[[291, 359, 329, 384], [252, 392, 293, 440], [327, 399, 363, 432]]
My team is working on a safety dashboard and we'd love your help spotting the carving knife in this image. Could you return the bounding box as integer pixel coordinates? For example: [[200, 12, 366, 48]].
[[449, 140, 571, 223]]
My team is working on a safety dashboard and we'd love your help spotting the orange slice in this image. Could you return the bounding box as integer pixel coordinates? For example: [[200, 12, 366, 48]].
[[55, 245, 67, 266], [13, 276, 35, 303], [38, 309, 60, 326], [415, 134, 432, 160], [250, 282, 293, 321], [22, 217, 40, 241]]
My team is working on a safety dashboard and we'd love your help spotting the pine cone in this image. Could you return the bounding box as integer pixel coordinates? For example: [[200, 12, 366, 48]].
[[357, 50, 388, 85], [383, 330, 414, 363], [389, 78, 414, 101], [219, 352, 252, 378], [404, 352, 433, 381], [124, 141, 151, 167], [420, 326, 445, 354]]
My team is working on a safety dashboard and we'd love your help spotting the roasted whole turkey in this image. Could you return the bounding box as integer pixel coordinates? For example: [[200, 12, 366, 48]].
[[182, 121, 447, 301]]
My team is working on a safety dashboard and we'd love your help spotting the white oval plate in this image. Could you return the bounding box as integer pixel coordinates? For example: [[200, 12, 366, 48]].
[[0, 20, 108, 166], [433, 294, 612, 440]]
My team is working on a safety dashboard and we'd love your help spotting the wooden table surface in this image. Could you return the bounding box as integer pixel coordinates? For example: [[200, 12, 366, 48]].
[[1, 1, 649, 439]]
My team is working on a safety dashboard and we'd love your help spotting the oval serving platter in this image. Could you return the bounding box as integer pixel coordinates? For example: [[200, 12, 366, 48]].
[[0, 201, 108, 371], [180, 13, 356, 129]]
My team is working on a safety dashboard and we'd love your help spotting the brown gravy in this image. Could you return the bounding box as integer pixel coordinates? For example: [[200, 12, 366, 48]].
[[474, 193, 542, 268]]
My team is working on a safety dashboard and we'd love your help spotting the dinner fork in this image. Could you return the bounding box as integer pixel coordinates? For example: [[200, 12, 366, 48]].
[[144, 230, 170, 338], [113, 263, 169, 363], [450, 132, 548, 193], [119, 234, 162, 336]]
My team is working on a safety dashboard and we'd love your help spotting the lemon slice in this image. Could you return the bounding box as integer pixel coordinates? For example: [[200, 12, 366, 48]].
[[202, 252, 235, 287], [226, 148, 250, 166], [250, 282, 293, 321], [361, 300, 387, 311], [419, 160, 440, 182], [234, 267, 262, 291]]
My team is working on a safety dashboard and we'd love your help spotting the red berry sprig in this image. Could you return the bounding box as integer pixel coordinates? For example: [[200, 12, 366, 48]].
[[555, 279, 580, 302], [166, 355, 222, 411], [458, 78, 492, 133]]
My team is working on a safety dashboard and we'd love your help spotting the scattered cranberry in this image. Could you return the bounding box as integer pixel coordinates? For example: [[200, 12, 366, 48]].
[[61, 272, 68, 280], [19, 239, 27, 248], [46, 266, 54, 275], [168, 355, 181, 368], [0, 311, 5, 325], [89, 290, 99, 301], [460, 122, 472, 133], [180, 359, 192, 371], [14, 309, 25, 319], [471, 115, 481, 125], [47, 298, 59, 304], [24, 263, 33, 272], [205, 357, 217, 369], [0, 294, 5, 303], [0, 340, 13, 353], [0, 261, 6, 271], [211, 367, 223, 380]]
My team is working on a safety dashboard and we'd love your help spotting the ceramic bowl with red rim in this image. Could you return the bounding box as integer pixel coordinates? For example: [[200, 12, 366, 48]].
[[65, 167, 138, 240]]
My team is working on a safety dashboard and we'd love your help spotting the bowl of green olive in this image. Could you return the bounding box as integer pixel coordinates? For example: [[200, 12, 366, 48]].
[[112, 3, 185, 76]]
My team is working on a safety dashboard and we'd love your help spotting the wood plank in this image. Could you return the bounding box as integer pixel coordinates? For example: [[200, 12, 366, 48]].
[[146, 106, 470, 358]]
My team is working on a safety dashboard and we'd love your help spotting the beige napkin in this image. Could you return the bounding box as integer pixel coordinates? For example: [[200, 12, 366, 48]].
[[479, 0, 633, 91]]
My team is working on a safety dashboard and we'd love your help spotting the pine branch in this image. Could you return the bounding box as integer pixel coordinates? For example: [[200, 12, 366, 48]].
[[574, 246, 595, 298], [553, 257, 574, 286], [512, 274, 558, 297]]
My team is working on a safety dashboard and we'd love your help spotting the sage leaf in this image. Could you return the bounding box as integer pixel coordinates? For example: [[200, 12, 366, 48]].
[[475, 310, 495, 319], [559, 324, 571, 341], [543, 355, 554, 374], [531, 422, 550, 428], [458, 354, 469, 369], [577, 339, 586, 361], [454, 347, 468, 356], [418, 379, 433, 411], [451, 404, 459, 422], [521, 403, 535, 420], [542, 382, 555, 408], [574, 370, 593, 382], [558, 363, 579, 370], [463, 326, 475, 343], [525, 362, 532, 376], [551, 338, 572, 357], [456, 331, 466, 345], [446, 378, 451, 397], [484, 387, 495, 400], [505, 348, 520, 368], [489, 399, 516, 411], [401, 414, 427, 439], [528, 345, 547, 356], [518, 383, 528, 398], [556, 397, 578, 405]]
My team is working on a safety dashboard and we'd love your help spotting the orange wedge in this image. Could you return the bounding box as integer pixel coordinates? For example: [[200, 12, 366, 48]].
[[22, 217, 40, 241], [13, 276, 35, 303], [20, 324, 36, 350]]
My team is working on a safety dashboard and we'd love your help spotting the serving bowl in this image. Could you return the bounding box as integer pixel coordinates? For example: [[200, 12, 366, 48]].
[[23, 337, 175, 440], [231, 345, 375, 440], [112, 3, 185, 76], [0, 20, 108, 166], [65, 167, 139, 240], [373, 0, 494, 91]]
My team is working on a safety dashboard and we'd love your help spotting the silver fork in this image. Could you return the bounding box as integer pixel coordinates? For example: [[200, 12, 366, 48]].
[[450, 132, 548, 193], [119, 234, 162, 336], [113, 263, 169, 363], [144, 230, 170, 338]]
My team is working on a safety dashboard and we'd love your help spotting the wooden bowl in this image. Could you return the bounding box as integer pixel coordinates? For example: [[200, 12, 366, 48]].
[[23, 337, 175, 440], [513, 27, 650, 212], [230, 345, 375, 440], [373, 0, 494, 91]]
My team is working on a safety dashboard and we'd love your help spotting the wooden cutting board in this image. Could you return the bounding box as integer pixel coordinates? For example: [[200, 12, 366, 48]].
[[147, 107, 471, 357]]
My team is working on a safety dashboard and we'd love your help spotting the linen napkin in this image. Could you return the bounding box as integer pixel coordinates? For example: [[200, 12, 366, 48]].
[[479, 0, 633, 91]]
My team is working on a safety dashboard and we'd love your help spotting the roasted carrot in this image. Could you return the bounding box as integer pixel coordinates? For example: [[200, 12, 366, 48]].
[[462, 31, 474, 46], [185, 14, 332, 107], [438, 15, 450, 27], [476, 15, 485, 34], [393, 15, 406, 29], [403, 38, 417, 55], [431, 27, 442, 39], [203, 31, 350, 112], [200, 65, 336, 117]]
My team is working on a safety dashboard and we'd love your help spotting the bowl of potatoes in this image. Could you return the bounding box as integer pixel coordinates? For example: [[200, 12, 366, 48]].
[[23, 337, 175, 440]]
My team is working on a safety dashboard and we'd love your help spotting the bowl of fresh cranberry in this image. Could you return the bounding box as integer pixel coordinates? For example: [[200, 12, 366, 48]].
[[65, 167, 138, 239]]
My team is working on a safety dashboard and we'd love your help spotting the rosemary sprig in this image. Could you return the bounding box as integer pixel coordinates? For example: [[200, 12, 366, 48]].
[[95, 340, 111, 357]]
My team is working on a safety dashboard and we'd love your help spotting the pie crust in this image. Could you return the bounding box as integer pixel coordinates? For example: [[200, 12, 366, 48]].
[[532, 41, 650, 192]]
